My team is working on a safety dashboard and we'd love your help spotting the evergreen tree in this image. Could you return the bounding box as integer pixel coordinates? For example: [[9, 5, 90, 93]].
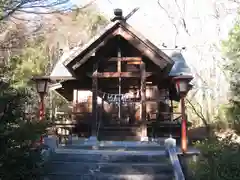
[[0, 85, 47, 180], [0, 6, 108, 179], [222, 16, 240, 128]]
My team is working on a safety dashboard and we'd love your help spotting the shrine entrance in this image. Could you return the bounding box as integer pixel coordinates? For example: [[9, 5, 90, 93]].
[[87, 35, 158, 140], [96, 54, 145, 126]]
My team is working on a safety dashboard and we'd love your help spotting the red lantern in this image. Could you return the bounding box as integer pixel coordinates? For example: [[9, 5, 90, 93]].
[[32, 76, 50, 144]]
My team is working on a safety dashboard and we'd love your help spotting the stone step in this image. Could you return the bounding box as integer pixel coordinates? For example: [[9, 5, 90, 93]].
[[68, 139, 166, 146], [45, 161, 173, 174], [98, 131, 141, 136], [98, 135, 141, 141], [44, 140, 174, 180], [98, 130, 141, 133], [51, 150, 168, 163], [61, 145, 165, 151], [44, 172, 173, 180]]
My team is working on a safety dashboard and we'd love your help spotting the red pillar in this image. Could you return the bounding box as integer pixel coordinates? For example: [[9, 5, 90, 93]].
[[180, 96, 187, 153], [39, 94, 45, 143], [39, 94, 44, 120], [176, 80, 188, 153]]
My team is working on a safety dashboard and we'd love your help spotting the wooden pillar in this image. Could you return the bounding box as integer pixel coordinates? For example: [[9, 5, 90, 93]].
[[140, 62, 147, 140], [117, 48, 122, 121], [100, 97, 104, 127], [91, 63, 98, 137]]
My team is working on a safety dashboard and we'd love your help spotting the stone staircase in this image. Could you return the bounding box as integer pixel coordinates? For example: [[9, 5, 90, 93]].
[[97, 124, 182, 142], [98, 125, 143, 141], [43, 141, 174, 180]]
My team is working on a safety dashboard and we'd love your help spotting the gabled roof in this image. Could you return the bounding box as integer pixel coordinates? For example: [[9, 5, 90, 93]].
[[62, 20, 120, 67], [50, 51, 73, 78], [62, 20, 174, 72]]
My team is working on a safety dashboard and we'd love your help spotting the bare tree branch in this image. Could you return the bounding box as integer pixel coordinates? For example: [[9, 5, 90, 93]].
[[174, 0, 190, 35], [188, 89, 199, 101], [0, 0, 96, 21], [228, 0, 240, 4], [157, 0, 179, 46], [0, 1, 24, 21], [186, 98, 209, 127], [10, 14, 32, 22]]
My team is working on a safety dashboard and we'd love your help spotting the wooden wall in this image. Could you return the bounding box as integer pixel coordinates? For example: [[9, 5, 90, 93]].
[[72, 87, 170, 124]]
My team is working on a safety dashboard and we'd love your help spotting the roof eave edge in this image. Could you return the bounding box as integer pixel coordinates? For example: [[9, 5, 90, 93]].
[[62, 20, 122, 67]]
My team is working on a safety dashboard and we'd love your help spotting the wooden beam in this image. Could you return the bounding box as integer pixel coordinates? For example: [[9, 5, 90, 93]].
[[88, 72, 153, 78], [108, 57, 142, 62], [127, 61, 142, 65], [116, 27, 170, 70], [120, 22, 174, 66], [70, 29, 119, 70], [140, 63, 147, 121], [140, 62, 147, 137], [100, 86, 140, 89], [91, 63, 98, 137]]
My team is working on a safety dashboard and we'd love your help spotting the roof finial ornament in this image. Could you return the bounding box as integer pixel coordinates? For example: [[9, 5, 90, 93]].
[[111, 8, 124, 22], [111, 7, 140, 22]]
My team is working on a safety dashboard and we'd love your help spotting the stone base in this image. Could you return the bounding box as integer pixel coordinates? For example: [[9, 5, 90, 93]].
[[140, 136, 149, 142], [89, 136, 98, 141], [164, 137, 176, 148], [84, 136, 99, 145], [43, 136, 58, 150]]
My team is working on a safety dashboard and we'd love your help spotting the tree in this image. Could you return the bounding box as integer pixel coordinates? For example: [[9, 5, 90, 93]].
[[0, 4, 107, 179], [222, 15, 240, 130], [0, 0, 70, 20], [0, 84, 48, 180], [155, 0, 237, 130], [0, 5, 108, 86]]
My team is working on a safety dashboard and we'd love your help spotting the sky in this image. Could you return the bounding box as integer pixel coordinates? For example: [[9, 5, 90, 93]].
[[70, 0, 156, 24], [69, 0, 177, 48], [52, 0, 238, 102]]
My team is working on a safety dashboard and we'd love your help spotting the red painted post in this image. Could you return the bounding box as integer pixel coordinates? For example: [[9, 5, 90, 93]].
[[180, 97, 187, 153], [176, 80, 187, 153], [39, 94, 44, 120], [39, 94, 45, 144]]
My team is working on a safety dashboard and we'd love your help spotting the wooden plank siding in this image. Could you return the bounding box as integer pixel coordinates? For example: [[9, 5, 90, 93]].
[[88, 72, 153, 78]]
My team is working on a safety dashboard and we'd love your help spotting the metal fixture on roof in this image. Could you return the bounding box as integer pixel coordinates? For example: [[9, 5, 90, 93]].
[[161, 43, 186, 51], [111, 7, 140, 22], [59, 48, 63, 56], [125, 7, 140, 21], [111, 8, 124, 21]]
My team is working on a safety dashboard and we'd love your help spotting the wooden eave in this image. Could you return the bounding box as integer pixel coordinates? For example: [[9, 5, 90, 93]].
[[63, 21, 121, 67], [119, 22, 173, 68], [63, 20, 174, 72], [50, 76, 76, 81]]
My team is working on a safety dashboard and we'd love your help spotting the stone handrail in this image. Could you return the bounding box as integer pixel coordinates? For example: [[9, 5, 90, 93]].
[[164, 138, 185, 180]]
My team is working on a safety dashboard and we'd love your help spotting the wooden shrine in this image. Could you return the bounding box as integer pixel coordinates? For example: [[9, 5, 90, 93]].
[[49, 9, 193, 142]]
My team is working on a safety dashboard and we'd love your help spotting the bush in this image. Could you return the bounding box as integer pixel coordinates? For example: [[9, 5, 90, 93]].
[[191, 137, 240, 180], [0, 85, 47, 180]]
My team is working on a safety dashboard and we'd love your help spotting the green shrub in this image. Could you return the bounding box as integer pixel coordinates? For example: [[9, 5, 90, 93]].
[[191, 137, 240, 180], [0, 85, 47, 180]]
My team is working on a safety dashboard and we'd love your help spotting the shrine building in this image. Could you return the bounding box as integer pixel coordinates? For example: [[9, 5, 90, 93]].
[[49, 9, 193, 142]]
